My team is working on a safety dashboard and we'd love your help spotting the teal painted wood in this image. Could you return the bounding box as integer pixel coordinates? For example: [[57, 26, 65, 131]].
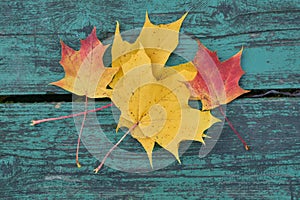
[[0, 0, 299, 95], [0, 0, 299, 199], [1, 98, 299, 199]]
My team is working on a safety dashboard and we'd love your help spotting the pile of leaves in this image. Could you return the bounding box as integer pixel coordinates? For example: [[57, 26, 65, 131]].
[[33, 13, 249, 173]]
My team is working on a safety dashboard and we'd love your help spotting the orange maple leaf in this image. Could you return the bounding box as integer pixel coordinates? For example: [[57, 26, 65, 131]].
[[50, 28, 119, 168], [51, 27, 119, 98], [188, 41, 250, 110]]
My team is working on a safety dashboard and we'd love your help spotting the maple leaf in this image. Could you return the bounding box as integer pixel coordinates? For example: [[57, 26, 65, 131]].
[[111, 47, 220, 166], [187, 41, 250, 110], [50, 28, 119, 168], [109, 12, 196, 87], [51, 27, 119, 98]]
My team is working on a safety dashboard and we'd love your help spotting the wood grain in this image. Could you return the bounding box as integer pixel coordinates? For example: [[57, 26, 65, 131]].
[[1, 0, 299, 199], [1, 98, 299, 199], [0, 0, 299, 95]]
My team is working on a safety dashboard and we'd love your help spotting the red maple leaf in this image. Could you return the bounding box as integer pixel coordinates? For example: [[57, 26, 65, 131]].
[[51, 28, 118, 98], [187, 40, 250, 150], [188, 40, 250, 111]]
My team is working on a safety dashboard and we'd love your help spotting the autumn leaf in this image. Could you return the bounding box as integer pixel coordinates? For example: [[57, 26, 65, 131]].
[[109, 12, 196, 87], [186, 40, 250, 150], [51, 27, 119, 98], [187, 40, 250, 110], [50, 28, 119, 168], [33, 12, 252, 173], [111, 47, 220, 166]]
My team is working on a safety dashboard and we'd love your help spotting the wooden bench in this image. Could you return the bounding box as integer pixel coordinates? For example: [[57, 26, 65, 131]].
[[1, 0, 299, 199]]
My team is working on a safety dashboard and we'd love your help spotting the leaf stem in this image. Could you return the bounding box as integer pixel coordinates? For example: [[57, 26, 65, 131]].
[[94, 122, 139, 173], [31, 103, 114, 126], [218, 106, 249, 150], [76, 95, 88, 168]]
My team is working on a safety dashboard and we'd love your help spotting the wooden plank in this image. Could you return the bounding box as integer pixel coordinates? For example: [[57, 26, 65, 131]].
[[0, 0, 299, 95], [1, 0, 299, 36], [0, 98, 299, 199]]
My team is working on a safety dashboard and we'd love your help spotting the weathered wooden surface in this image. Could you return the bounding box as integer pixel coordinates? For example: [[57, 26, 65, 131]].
[[1, 98, 299, 199], [1, 0, 300, 199], [0, 0, 299, 95]]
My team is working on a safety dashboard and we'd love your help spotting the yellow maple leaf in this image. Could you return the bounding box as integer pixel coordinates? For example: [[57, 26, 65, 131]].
[[109, 12, 196, 87], [51, 27, 119, 98], [111, 47, 220, 166]]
